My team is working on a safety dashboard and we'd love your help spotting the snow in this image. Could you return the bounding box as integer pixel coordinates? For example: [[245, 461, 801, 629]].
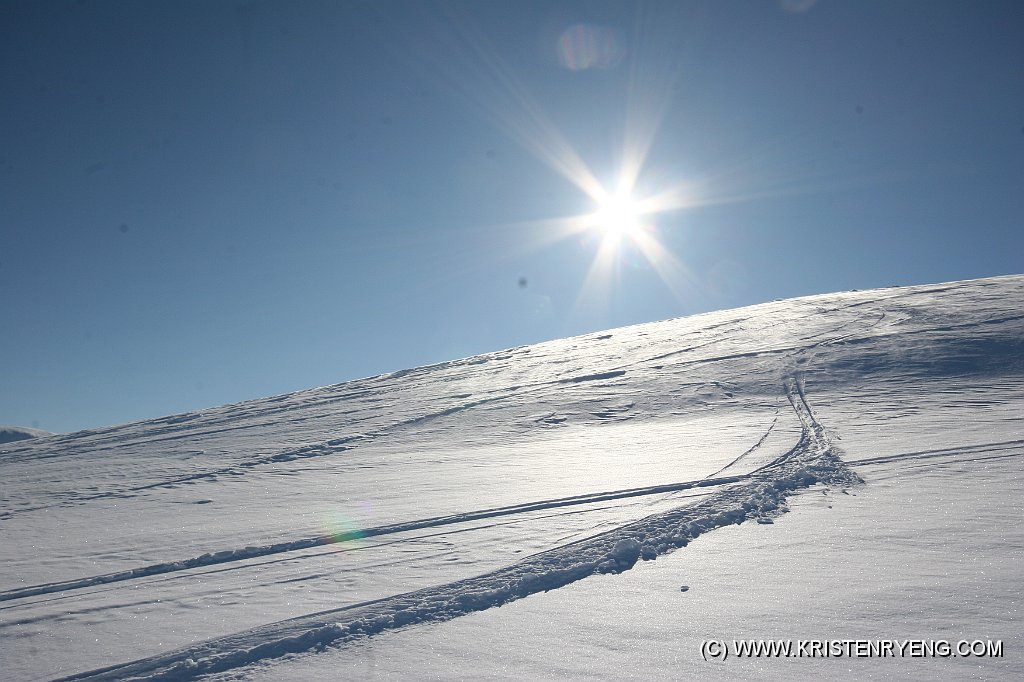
[[2, 275, 1022, 680], [255, 450, 1019, 681], [0, 425, 53, 444]]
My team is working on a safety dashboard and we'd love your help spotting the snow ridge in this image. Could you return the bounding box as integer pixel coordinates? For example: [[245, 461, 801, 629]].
[[59, 377, 860, 681]]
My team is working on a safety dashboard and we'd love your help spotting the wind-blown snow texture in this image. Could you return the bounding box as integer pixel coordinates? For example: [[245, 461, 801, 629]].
[[2, 275, 1022, 680]]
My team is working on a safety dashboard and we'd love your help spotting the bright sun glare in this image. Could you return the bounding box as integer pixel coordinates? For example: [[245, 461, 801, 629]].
[[592, 190, 643, 243], [426, 8, 705, 312]]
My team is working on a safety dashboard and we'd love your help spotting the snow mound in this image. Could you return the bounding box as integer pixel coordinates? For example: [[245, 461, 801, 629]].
[[0, 425, 53, 444]]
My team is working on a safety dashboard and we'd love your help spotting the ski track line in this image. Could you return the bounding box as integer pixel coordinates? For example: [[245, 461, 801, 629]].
[[0, 476, 747, 604], [708, 411, 780, 478], [846, 439, 1024, 467], [0, 498, 659, 617], [55, 376, 862, 682], [850, 448, 1024, 476]]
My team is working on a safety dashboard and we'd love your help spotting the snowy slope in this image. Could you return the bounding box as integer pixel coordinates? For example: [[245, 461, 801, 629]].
[[0, 426, 53, 445], [2, 275, 1022, 680]]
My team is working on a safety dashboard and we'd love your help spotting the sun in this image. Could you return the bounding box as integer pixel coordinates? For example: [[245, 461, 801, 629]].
[[591, 190, 644, 243]]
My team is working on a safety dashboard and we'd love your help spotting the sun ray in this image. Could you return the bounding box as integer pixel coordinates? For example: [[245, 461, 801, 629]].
[[618, 3, 691, 194], [382, 5, 731, 318], [630, 228, 705, 309], [570, 231, 620, 328], [404, 7, 607, 201]]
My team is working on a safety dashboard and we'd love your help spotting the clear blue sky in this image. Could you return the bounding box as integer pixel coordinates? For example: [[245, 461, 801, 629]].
[[2, 0, 1022, 433]]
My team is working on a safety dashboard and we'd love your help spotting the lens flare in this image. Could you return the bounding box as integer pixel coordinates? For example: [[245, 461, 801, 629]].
[[321, 510, 366, 545], [557, 24, 626, 71]]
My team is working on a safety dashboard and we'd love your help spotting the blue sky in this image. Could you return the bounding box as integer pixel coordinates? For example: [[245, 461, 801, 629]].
[[2, 0, 1022, 433]]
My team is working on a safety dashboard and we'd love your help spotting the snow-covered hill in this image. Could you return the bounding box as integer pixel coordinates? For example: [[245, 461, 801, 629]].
[[0, 426, 53, 445], [2, 275, 1022, 681]]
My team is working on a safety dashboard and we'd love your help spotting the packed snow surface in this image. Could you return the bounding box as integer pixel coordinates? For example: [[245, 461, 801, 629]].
[[2, 275, 1021, 680]]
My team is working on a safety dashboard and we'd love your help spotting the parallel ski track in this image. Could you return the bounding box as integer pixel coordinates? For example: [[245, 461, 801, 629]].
[[2, 400, 794, 604], [55, 377, 861, 681], [1, 474, 750, 603], [848, 439, 1024, 468]]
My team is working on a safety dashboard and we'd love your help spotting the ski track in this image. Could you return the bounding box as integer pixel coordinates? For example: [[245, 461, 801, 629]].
[[0, 498, 685, 621], [708, 411, 779, 477], [1, 400, 791, 604], [1, 475, 751, 603], [848, 439, 1024, 468], [55, 376, 864, 681]]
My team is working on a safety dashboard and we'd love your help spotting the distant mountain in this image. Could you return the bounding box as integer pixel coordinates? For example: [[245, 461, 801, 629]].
[[0, 425, 53, 444]]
